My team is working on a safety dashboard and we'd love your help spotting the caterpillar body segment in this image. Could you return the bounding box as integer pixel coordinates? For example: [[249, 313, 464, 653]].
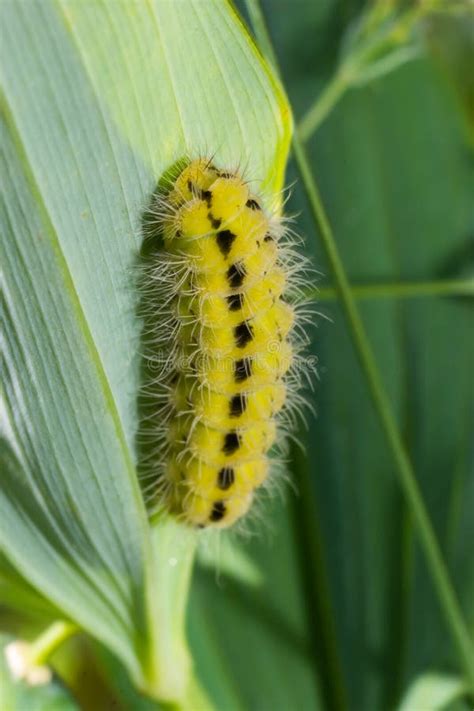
[[142, 158, 309, 529]]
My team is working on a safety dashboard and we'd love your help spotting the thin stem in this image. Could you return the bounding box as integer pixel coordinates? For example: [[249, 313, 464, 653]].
[[314, 278, 474, 302], [293, 126, 474, 695], [299, 72, 349, 142], [297, 0, 445, 142], [246, 0, 474, 692], [289, 444, 349, 711], [246, 4, 349, 711], [28, 620, 77, 666], [244, 0, 280, 70]]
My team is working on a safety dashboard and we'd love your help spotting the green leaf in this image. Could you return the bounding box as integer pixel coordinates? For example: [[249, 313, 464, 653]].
[[0, 553, 60, 624], [196, 538, 264, 588], [424, 7, 474, 146], [1, 0, 290, 702], [398, 672, 467, 711]]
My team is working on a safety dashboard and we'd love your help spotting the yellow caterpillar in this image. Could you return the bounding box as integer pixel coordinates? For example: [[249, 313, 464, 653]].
[[141, 158, 309, 529]]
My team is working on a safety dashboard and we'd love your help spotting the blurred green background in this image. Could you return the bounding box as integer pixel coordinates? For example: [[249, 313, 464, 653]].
[[1, 1, 473, 710]]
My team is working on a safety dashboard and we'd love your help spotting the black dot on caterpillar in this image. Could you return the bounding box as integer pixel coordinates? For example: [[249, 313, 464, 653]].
[[222, 431, 241, 455], [138, 157, 314, 530], [229, 393, 247, 418], [217, 467, 235, 490], [227, 293, 244, 312], [216, 229, 237, 257], [226, 262, 246, 289], [234, 320, 254, 348], [246, 198, 261, 210], [234, 357, 252, 383], [210, 500, 227, 522]]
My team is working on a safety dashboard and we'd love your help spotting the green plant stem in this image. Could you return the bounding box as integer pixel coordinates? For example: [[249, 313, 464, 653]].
[[297, 0, 444, 142], [314, 278, 474, 302], [246, 4, 349, 711], [146, 517, 197, 703], [245, 0, 280, 71], [27, 621, 77, 666], [293, 128, 474, 695], [299, 72, 349, 142], [289, 445, 348, 711], [246, 0, 474, 693]]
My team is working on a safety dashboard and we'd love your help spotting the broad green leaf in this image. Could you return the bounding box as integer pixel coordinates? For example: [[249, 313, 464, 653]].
[[1, 0, 290, 702], [0, 553, 60, 624]]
